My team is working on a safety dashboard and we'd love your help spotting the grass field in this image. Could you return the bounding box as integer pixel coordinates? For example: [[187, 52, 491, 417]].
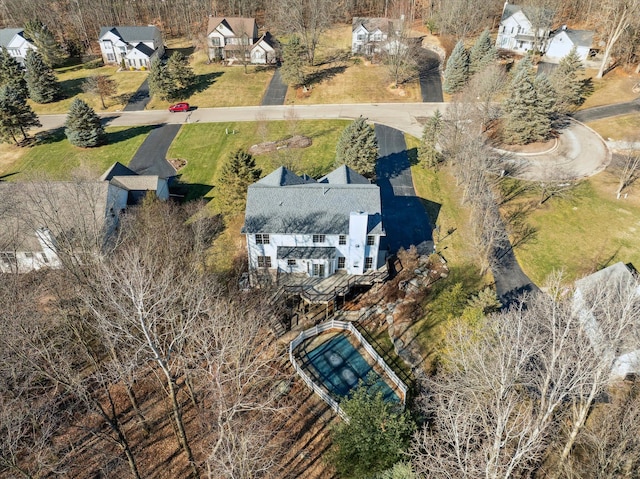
[[579, 68, 639, 110], [586, 114, 640, 142], [167, 119, 349, 200], [0, 126, 153, 180], [511, 170, 640, 285], [145, 49, 275, 110], [29, 64, 148, 114]]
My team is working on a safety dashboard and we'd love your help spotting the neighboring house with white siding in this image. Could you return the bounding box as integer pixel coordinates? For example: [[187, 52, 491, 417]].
[[545, 26, 594, 62], [206, 16, 278, 64], [243, 166, 386, 281], [0, 28, 36, 65], [351, 17, 403, 55], [99, 26, 164, 69]]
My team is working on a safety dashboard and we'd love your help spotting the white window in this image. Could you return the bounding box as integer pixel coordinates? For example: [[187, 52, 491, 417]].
[[40, 252, 49, 263], [255, 234, 270, 244], [364, 257, 373, 270], [312, 234, 326, 243], [287, 259, 296, 266], [339, 235, 346, 245], [107, 53, 115, 61], [357, 34, 365, 41], [338, 257, 346, 269], [367, 235, 375, 246], [211, 37, 221, 46], [257, 256, 271, 268]]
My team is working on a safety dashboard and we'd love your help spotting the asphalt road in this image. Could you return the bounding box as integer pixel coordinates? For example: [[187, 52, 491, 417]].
[[573, 99, 640, 123], [375, 124, 433, 254], [417, 48, 444, 102], [123, 78, 151, 111], [262, 68, 288, 106], [128, 123, 181, 177]]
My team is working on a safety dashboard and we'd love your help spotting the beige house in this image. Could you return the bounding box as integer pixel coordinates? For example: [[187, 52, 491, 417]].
[[206, 16, 278, 64]]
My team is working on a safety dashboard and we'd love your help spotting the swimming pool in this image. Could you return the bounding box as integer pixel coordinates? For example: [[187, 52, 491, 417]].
[[302, 333, 399, 403]]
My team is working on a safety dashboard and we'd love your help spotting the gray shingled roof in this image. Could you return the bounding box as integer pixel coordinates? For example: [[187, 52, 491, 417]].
[[318, 165, 369, 184], [110, 175, 159, 191], [501, 3, 522, 21], [0, 28, 22, 48], [99, 26, 160, 43], [244, 166, 383, 235], [563, 29, 594, 48], [132, 42, 155, 57], [277, 246, 336, 259], [352, 17, 398, 34], [99, 162, 138, 181]]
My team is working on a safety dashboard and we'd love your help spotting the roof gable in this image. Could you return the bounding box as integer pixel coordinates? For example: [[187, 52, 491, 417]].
[[207, 16, 257, 37], [0, 28, 23, 48], [318, 165, 369, 184], [99, 162, 138, 181], [255, 166, 316, 186], [99, 26, 160, 44]]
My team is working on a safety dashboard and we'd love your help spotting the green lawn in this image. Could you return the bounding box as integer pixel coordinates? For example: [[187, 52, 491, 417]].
[[167, 120, 349, 200], [512, 172, 640, 285], [30, 64, 148, 114], [0, 126, 153, 180], [586, 114, 640, 142]]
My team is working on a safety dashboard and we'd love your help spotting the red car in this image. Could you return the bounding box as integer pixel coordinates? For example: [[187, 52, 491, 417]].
[[169, 102, 190, 112]]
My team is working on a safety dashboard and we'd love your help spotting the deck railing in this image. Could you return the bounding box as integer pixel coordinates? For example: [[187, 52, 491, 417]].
[[289, 319, 408, 420]]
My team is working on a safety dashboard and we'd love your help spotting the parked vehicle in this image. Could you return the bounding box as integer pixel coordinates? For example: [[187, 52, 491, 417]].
[[169, 102, 190, 112]]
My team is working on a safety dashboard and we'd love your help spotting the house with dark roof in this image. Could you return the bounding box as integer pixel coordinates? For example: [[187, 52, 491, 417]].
[[545, 26, 594, 62], [98, 26, 164, 69], [351, 17, 404, 55], [0, 28, 36, 65], [242, 165, 386, 280], [206, 16, 278, 64], [573, 262, 640, 380], [100, 162, 170, 205]]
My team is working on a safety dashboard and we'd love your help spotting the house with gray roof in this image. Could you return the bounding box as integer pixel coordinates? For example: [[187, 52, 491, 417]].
[[99, 26, 164, 69], [0, 28, 36, 65], [573, 262, 640, 380], [352, 17, 404, 55], [100, 162, 169, 204], [545, 26, 594, 62], [206, 16, 278, 64], [242, 165, 386, 280]]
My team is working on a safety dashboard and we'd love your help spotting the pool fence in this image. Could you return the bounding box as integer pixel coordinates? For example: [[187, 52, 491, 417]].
[[289, 319, 408, 421]]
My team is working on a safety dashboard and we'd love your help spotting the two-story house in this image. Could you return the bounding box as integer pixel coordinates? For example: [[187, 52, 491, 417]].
[[352, 17, 403, 55], [496, 2, 552, 53], [206, 16, 277, 64], [99, 26, 164, 69], [243, 165, 386, 280], [0, 28, 36, 65]]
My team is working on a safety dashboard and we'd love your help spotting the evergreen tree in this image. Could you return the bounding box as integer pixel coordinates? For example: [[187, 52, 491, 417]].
[[469, 29, 497, 75], [550, 47, 586, 113], [502, 75, 552, 145], [215, 149, 261, 215], [0, 84, 41, 145], [0, 48, 27, 98], [418, 109, 443, 169], [511, 55, 536, 84], [335, 116, 378, 178], [281, 35, 306, 87], [443, 40, 470, 94], [24, 49, 60, 103], [23, 19, 65, 67], [534, 73, 557, 115], [166, 51, 195, 100], [65, 98, 105, 147], [328, 379, 415, 479], [148, 58, 173, 101]]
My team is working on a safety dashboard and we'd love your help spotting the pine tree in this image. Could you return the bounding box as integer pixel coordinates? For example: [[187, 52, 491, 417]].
[[418, 109, 443, 169], [534, 73, 557, 115], [281, 35, 306, 87], [148, 58, 173, 101], [0, 84, 41, 145], [166, 51, 195, 100], [335, 116, 378, 178], [23, 19, 65, 67], [215, 149, 261, 215], [502, 75, 552, 145], [0, 48, 27, 98], [65, 98, 105, 147], [469, 29, 497, 75], [551, 47, 586, 113], [24, 49, 60, 103], [443, 40, 470, 94]]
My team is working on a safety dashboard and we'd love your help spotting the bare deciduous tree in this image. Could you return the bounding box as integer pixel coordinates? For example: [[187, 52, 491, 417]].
[[613, 149, 640, 198]]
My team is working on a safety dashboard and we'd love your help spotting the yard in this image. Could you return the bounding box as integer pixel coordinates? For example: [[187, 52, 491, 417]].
[[29, 64, 148, 114], [578, 67, 639, 110], [0, 126, 153, 180], [586, 114, 640, 142]]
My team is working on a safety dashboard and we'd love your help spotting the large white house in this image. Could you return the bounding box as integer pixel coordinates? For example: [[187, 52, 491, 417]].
[[545, 26, 594, 63], [573, 262, 640, 380], [98, 26, 164, 69], [0, 28, 36, 65], [206, 16, 277, 64], [242, 166, 386, 280], [351, 17, 403, 55]]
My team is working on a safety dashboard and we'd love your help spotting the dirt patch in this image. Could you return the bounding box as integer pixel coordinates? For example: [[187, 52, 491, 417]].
[[249, 135, 313, 156], [168, 158, 187, 171], [495, 137, 557, 153], [387, 84, 407, 96]]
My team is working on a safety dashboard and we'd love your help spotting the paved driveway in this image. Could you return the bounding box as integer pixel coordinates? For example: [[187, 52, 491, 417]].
[[573, 99, 640, 123], [375, 124, 433, 254], [417, 48, 443, 102], [128, 123, 180, 177], [262, 68, 288, 106], [123, 78, 151, 111]]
